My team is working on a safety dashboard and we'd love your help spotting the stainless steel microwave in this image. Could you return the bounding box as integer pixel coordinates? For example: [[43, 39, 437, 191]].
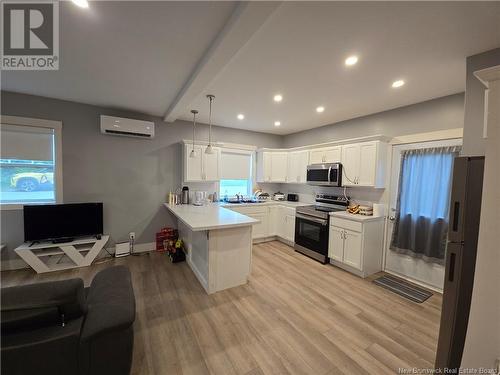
[[306, 163, 342, 186]]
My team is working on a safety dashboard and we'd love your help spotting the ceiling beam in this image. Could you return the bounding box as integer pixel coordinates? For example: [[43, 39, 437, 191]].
[[163, 1, 282, 123]]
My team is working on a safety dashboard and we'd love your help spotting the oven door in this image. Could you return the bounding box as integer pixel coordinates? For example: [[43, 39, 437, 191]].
[[294, 213, 329, 258]]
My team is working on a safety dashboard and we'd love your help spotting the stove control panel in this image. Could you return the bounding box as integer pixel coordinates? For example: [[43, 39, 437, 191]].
[[315, 194, 349, 206]]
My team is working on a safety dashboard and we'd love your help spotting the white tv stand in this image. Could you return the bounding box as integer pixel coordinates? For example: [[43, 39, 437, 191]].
[[14, 235, 109, 274]]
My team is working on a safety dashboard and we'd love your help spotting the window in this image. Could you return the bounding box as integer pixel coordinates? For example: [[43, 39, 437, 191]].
[[219, 149, 252, 198], [390, 146, 461, 263], [0, 117, 62, 208], [219, 179, 251, 198]]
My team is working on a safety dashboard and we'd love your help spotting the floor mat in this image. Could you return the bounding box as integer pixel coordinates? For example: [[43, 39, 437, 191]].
[[373, 274, 433, 303]]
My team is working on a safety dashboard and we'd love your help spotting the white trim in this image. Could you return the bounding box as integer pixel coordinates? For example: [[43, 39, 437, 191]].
[[131, 241, 155, 253], [258, 134, 392, 152], [390, 128, 463, 145], [474, 64, 500, 87], [182, 139, 257, 151], [0, 115, 63, 210]]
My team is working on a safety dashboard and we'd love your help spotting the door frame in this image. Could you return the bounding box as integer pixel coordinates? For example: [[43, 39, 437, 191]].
[[382, 137, 463, 291]]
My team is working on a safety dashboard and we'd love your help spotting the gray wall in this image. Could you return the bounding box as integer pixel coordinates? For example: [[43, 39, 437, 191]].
[[0, 91, 282, 262], [282, 93, 465, 148], [462, 48, 500, 156]]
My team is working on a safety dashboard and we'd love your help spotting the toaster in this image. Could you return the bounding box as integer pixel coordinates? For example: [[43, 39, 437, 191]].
[[287, 193, 299, 202]]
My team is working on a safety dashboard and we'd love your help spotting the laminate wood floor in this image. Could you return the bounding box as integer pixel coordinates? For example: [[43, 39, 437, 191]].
[[1, 241, 442, 375]]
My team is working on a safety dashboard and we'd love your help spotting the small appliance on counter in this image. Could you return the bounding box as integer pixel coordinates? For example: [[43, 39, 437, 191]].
[[254, 191, 270, 201], [193, 191, 208, 206], [287, 193, 299, 202], [182, 186, 189, 204], [273, 191, 285, 201]]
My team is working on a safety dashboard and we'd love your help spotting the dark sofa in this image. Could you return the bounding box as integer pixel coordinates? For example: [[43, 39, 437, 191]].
[[1, 266, 136, 375]]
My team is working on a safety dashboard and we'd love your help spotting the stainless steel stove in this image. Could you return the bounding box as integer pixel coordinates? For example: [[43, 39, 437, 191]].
[[294, 194, 349, 263]]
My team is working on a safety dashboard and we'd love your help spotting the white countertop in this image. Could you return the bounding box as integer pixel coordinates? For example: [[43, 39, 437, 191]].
[[164, 203, 259, 231], [219, 200, 309, 208], [330, 211, 385, 222]]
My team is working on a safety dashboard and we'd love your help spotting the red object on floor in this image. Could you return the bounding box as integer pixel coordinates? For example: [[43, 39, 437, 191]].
[[155, 227, 178, 252]]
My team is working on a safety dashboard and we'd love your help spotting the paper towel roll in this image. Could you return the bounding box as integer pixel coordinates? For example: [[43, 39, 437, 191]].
[[373, 203, 386, 217]]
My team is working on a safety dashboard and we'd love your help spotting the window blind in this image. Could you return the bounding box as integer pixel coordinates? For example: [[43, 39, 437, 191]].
[[220, 150, 251, 180], [0, 124, 54, 161]]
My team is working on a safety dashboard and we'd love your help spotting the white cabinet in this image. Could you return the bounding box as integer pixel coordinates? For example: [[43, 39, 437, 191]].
[[226, 206, 269, 240], [184, 144, 220, 182], [309, 146, 342, 164], [341, 141, 387, 188], [343, 230, 362, 270], [328, 216, 385, 277], [225, 203, 297, 244], [329, 226, 344, 262], [276, 205, 295, 242], [287, 150, 309, 183], [257, 151, 288, 182]]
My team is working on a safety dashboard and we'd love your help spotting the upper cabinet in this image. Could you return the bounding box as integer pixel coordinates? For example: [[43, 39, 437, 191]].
[[309, 146, 342, 164], [287, 150, 309, 183], [257, 151, 288, 183], [184, 144, 220, 182], [341, 141, 387, 188], [256, 136, 390, 188]]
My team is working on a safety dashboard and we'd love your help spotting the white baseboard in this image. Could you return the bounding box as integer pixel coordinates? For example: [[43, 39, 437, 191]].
[[1, 241, 156, 271]]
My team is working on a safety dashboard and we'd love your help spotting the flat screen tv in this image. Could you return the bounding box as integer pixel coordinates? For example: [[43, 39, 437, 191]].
[[24, 203, 103, 242]]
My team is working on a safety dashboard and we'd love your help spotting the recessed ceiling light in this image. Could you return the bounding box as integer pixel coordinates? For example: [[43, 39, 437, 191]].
[[316, 106, 325, 113], [273, 94, 283, 102], [392, 80, 405, 88], [274, 121, 281, 127], [71, 0, 89, 8], [345, 56, 358, 66], [237, 114, 245, 120]]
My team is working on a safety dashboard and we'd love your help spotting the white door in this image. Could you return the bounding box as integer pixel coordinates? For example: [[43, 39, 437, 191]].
[[250, 213, 268, 239], [343, 230, 362, 270], [358, 142, 377, 186], [328, 226, 344, 262], [276, 206, 286, 239], [268, 206, 278, 236], [385, 139, 462, 290], [185, 145, 203, 181], [284, 214, 296, 242], [288, 150, 309, 183], [323, 146, 342, 163], [309, 149, 325, 164], [341, 144, 360, 185], [203, 147, 220, 181], [271, 152, 288, 182]]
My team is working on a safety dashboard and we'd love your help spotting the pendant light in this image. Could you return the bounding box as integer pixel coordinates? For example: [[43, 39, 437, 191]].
[[205, 94, 215, 154], [189, 109, 198, 158]]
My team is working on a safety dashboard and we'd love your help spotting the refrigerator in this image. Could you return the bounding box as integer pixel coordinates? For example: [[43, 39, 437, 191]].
[[435, 156, 485, 372]]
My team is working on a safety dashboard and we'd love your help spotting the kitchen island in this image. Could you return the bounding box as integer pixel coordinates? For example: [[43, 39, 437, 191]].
[[164, 203, 259, 294]]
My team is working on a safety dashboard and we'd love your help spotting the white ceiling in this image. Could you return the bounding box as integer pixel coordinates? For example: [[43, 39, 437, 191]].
[[1, 1, 237, 115], [2, 2, 500, 135], [182, 2, 500, 134]]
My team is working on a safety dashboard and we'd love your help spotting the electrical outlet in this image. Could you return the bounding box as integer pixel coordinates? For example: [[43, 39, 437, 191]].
[[129, 232, 135, 240]]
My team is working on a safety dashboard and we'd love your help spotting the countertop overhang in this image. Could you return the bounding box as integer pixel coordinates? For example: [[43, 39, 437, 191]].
[[164, 203, 260, 231]]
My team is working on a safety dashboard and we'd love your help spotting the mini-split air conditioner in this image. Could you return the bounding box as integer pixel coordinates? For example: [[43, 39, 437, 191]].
[[100, 115, 155, 139]]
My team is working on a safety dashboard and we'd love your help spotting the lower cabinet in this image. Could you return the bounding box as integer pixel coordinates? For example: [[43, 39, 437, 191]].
[[328, 217, 384, 277], [225, 204, 296, 243], [226, 206, 269, 240]]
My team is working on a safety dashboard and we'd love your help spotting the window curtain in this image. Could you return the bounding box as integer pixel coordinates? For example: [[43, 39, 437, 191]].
[[390, 146, 461, 265]]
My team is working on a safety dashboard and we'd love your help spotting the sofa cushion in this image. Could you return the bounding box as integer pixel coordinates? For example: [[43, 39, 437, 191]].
[[1, 278, 86, 334], [81, 266, 135, 342]]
